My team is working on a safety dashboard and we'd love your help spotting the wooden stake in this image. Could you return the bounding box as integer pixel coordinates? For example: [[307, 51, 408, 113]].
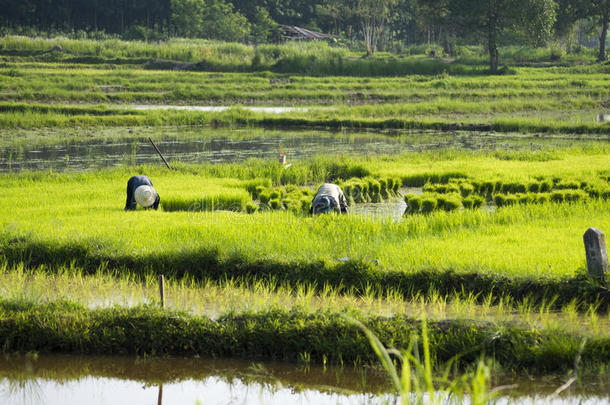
[[159, 274, 165, 308], [149, 137, 172, 170]]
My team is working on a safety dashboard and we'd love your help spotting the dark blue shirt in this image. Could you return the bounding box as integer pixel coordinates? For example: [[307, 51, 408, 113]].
[[125, 175, 160, 210]]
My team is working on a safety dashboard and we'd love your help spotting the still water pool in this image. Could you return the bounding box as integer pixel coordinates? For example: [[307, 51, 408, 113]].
[[1, 127, 599, 172], [0, 355, 607, 405]]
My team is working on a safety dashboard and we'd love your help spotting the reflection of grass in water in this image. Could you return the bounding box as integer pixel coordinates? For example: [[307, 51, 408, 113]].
[[1, 356, 45, 405]]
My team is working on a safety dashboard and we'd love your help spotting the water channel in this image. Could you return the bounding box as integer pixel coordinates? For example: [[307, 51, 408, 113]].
[[1, 127, 603, 173], [0, 354, 607, 405]]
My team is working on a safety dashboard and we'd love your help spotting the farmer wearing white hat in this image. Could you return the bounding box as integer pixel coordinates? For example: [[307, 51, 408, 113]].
[[124, 175, 160, 211], [310, 183, 348, 214]]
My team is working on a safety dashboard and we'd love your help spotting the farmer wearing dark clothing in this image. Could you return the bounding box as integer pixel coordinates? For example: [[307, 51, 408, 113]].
[[310, 183, 348, 214], [124, 175, 160, 211]]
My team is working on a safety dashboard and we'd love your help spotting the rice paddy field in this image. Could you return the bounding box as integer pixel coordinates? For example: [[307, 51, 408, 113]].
[[1, 36, 610, 403]]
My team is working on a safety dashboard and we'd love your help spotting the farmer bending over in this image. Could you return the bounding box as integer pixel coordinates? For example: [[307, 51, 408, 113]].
[[124, 175, 160, 211], [310, 183, 348, 214]]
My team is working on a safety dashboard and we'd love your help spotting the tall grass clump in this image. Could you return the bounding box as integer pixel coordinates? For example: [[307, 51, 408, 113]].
[[349, 316, 495, 405]]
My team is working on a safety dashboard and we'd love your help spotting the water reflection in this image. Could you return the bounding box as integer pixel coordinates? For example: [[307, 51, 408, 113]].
[[596, 113, 610, 123], [0, 355, 607, 405], [2, 127, 604, 173]]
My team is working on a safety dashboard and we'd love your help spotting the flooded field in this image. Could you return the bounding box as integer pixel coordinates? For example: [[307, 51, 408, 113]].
[[1, 127, 602, 172], [0, 354, 607, 405]]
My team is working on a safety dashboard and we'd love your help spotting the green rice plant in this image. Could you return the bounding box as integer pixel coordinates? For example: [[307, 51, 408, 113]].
[[539, 179, 554, 192], [437, 193, 462, 212], [404, 194, 423, 215], [378, 178, 389, 199], [253, 184, 313, 214], [269, 199, 282, 210], [245, 202, 259, 214], [392, 177, 402, 194], [500, 181, 527, 194], [550, 191, 565, 203], [367, 178, 382, 203], [504, 194, 518, 206], [534, 193, 550, 204], [527, 181, 540, 193], [493, 194, 506, 207], [479, 180, 497, 197], [463, 195, 485, 209], [459, 182, 475, 197], [420, 196, 438, 214], [555, 180, 582, 190]]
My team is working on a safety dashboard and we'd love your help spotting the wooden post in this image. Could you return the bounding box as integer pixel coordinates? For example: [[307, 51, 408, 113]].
[[583, 228, 609, 278], [159, 274, 165, 308], [149, 137, 172, 170]]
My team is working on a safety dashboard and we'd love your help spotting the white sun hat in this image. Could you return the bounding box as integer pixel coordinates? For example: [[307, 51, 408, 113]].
[[134, 185, 156, 207]]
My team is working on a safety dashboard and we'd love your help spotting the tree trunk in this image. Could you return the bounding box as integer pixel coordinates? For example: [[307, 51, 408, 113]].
[[598, 10, 609, 61], [487, 5, 499, 72], [489, 45, 499, 72]]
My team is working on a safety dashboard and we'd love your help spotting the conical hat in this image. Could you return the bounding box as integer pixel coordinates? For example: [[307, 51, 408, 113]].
[[134, 185, 156, 207]]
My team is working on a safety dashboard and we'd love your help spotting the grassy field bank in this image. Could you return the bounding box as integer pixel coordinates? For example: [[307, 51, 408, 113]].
[[1, 298, 609, 375]]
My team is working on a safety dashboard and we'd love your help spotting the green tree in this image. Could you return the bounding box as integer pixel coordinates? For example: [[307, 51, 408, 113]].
[[343, 0, 398, 54], [249, 6, 278, 43], [316, 0, 347, 34], [449, 0, 557, 72], [171, 0, 249, 41]]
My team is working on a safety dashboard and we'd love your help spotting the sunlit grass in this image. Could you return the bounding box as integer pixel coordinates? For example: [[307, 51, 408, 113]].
[[0, 160, 609, 278], [2, 263, 609, 340]]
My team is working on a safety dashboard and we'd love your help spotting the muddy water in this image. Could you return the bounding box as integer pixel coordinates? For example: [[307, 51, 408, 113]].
[[352, 196, 408, 221], [0, 354, 607, 405], [0, 127, 599, 172]]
